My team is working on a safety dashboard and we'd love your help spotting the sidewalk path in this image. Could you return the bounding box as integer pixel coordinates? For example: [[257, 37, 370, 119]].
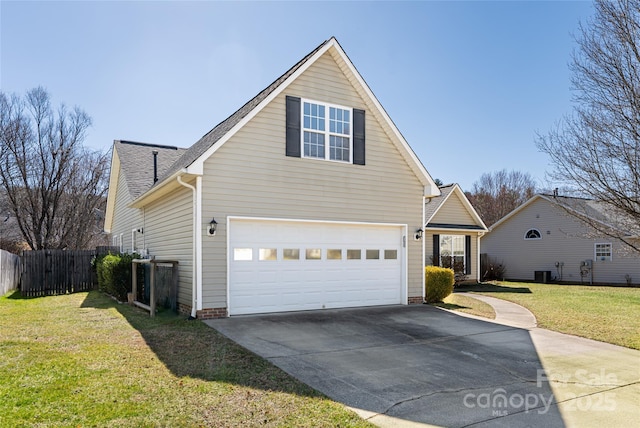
[[457, 292, 639, 428], [458, 292, 537, 329]]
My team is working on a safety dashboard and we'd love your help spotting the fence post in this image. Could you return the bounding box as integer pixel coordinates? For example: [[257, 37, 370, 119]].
[[132, 262, 138, 303], [150, 261, 156, 318]]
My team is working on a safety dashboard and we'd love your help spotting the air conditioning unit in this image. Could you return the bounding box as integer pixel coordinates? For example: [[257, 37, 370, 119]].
[[534, 270, 552, 284]]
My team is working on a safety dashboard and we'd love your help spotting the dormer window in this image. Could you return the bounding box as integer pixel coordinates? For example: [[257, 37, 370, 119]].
[[302, 100, 352, 162], [524, 229, 542, 240], [286, 96, 366, 165]]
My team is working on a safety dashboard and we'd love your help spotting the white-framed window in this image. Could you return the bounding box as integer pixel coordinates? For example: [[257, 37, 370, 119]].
[[440, 235, 465, 271], [524, 229, 542, 240], [595, 243, 612, 261], [302, 99, 352, 163]]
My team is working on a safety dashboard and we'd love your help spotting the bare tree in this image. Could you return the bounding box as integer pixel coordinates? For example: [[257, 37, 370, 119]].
[[536, 0, 640, 252], [466, 169, 537, 227], [0, 87, 109, 250]]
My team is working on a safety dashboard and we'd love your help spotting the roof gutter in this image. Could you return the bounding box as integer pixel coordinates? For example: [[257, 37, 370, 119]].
[[129, 168, 189, 209]]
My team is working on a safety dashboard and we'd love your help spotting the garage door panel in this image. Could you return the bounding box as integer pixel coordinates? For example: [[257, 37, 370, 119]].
[[229, 219, 405, 315]]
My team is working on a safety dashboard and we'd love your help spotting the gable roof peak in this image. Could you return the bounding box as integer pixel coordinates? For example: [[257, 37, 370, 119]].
[[131, 37, 440, 206], [425, 183, 487, 231]]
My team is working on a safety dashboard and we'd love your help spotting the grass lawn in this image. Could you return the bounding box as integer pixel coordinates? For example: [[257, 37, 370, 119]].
[[431, 293, 496, 320], [458, 282, 640, 350], [0, 290, 373, 427]]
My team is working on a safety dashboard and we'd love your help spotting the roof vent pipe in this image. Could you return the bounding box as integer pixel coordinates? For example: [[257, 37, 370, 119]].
[[152, 150, 159, 184]]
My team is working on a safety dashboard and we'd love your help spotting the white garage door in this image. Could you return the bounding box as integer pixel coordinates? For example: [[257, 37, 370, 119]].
[[228, 218, 405, 315]]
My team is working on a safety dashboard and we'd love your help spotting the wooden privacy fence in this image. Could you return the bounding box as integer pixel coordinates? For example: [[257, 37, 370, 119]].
[[0, 249, 20, 296], [20, 246, 119, 297]]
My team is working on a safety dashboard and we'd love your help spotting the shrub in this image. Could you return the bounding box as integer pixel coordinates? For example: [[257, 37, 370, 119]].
[[425, 266, 455, 303], [481, 255, 506, 281], [95, 252, 140, 302]]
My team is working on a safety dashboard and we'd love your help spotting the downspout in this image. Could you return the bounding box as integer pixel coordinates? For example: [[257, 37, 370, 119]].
[[177, 174, 198, 319], [421, 197, 426, 303], [477, 232, 484, 282]]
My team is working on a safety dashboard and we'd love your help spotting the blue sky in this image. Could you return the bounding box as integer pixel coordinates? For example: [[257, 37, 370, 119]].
[[1, 0, 594, 191]]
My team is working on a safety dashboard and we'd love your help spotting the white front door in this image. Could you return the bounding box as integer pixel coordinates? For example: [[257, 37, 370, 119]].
[[228, 218, 406, 315]]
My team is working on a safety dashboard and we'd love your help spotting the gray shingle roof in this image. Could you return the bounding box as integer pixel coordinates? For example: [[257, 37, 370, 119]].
[[544, 194, 640, 237], [154, 38, 332, 185], [115, 140, 187, 199], [424, 183, 455, 222]]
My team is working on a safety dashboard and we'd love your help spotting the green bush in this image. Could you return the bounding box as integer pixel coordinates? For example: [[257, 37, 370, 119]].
[[425, 266, 455, 303], [95, 253, 139, 302], [429, 255, 468, 287]]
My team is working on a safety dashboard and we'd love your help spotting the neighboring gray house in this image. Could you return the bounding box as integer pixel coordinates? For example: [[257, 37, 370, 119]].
[[482, 194, 640, 285], [423, 184, 487, 282], [105, 37, 445, 318]]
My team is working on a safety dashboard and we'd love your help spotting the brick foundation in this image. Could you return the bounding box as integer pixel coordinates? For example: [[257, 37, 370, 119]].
[[177, 303, 228, 319], [177, 303, 192, 316], [196, 307, 228, 319], [408, 296, 424, 304]]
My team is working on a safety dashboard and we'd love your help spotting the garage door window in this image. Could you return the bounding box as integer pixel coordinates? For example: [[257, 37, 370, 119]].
[[327, 249, 342, 260], [234, 248, 253, 261], [347, 249, 361, 260], [366, 249, 380, 259], [283, 249, 300, 260], [384, 249, 398, 260], [306, 248, 322, 260], [259, 248, 277, 261]]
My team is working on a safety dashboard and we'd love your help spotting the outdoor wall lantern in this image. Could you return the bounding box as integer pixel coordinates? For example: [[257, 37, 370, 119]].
[[415, 228, 424, 241], [207, 217, 218, 236]]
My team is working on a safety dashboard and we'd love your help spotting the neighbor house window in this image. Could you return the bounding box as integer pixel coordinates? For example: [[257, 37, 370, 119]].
[[302, 99, 352, 162], [595, 243, 612, 261], [440, 235, 465, 271], [524, 229, 542, 240]]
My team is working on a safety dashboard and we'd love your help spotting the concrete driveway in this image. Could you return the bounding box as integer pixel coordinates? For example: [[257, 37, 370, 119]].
[[206, 304, 639, 427]]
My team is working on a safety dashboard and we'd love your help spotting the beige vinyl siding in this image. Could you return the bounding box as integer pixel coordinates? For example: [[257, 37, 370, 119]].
[[429, 192, 477, 225], [110, 170, 143, 253], [199, 51, 425, 309], [143, 186, 193, 306], [482, 198, 640, 284], [425, 231, 481, 282]]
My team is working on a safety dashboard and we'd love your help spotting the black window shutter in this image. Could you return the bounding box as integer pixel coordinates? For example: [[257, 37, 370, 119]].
[[353, 108, 365, 165], [286, 96, 301, 157], [432, 234, 440, 266], [465, 235, 472, 275]]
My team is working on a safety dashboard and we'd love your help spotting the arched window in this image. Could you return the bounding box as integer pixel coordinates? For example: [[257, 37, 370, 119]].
[[524, 229, 542, 240]]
